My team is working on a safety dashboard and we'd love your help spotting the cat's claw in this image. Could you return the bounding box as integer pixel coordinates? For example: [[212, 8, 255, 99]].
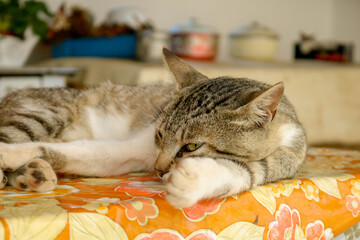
[[7, 159, 57, 192], [166, 157, 210, 208]]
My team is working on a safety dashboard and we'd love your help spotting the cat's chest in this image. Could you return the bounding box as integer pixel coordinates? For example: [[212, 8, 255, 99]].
[[86, 107, 133, 140], [61, 107, 134, 141]]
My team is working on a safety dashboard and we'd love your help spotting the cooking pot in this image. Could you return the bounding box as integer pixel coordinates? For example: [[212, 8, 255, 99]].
[[170, 18, 218, 61], [230, 22, 279, 61], [136, 29, 170, 62]]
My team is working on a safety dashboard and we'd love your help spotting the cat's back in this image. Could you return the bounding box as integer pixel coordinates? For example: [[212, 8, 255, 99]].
[[0, 87, 81, 143], [0, 87, 80, 110], [0, 83, 175, 143]]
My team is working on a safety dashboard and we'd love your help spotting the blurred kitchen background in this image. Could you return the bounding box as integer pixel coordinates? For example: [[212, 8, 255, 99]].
[[0, 0, 360, 148]]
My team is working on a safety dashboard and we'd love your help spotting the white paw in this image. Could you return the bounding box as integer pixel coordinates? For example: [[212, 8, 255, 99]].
[[7, 159, 57, 192], [166, 157, 216, 208]]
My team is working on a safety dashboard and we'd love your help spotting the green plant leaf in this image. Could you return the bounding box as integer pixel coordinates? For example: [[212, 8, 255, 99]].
[[30, 17, 48, 38], [24, 0, 53, 17], [0, 0, 52, 39]]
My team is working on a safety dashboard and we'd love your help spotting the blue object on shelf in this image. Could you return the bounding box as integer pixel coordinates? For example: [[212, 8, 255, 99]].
[[52, 34, 136, 59]]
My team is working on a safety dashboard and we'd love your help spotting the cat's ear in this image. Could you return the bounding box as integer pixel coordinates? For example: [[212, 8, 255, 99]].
[[163, 48, 208, 90], [240, 82, 284, 127]]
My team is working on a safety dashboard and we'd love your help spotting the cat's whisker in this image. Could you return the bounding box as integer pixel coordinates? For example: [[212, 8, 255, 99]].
[[150, 104, 162, 120]]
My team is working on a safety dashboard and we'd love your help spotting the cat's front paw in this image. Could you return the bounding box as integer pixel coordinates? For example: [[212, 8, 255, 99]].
[[7, 159, 57, 192], [166, 157, 215, 208]]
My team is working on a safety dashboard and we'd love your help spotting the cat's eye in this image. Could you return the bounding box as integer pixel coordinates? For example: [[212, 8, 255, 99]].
[[176, 143, 203, 158], [185, 143, 201, 152], [155, 131, 163, 142], [155, 130, 163, 146]]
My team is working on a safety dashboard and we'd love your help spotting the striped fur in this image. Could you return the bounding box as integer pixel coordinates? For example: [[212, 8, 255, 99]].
[[0, 88, 79, 143]]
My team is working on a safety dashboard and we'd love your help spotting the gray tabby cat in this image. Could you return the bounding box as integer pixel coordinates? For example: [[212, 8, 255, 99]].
[[0, 49, 306, 208]]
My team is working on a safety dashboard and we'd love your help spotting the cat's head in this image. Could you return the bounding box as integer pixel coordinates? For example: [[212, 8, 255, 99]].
[[154, 49, 284, 178]]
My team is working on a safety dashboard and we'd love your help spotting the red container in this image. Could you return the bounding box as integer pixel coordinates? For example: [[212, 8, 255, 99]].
[[170, 18, 218, 61]]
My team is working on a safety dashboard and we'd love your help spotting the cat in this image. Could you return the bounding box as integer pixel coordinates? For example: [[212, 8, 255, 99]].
[[0, 49, 306, 208]]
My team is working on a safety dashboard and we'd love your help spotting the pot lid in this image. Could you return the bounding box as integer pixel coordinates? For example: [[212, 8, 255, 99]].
[[170, 18, 217, 34], [138, 29, 169, 39], [230, 21, 279, 38]]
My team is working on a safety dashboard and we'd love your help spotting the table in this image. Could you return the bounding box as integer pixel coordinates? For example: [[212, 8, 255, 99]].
[[0, 67, 78, 98], [0, 148, 359, 239]]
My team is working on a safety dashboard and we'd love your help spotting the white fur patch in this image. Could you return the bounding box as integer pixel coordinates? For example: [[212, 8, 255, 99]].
[[279, 124, 301, 148], [86, 107, 131, 140], [44, 124, 158, 176]]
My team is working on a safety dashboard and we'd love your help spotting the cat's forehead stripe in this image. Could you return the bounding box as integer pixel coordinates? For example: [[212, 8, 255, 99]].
[[165, 78, 247, 129]]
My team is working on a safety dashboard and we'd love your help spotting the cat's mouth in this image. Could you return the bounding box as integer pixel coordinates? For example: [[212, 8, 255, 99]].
[[155, 168, 168, 178], [155, 168, 173, 184]]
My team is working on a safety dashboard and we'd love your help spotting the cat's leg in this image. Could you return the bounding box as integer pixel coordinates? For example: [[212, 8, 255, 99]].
[[262, 146, 306, 183], [0, 125, 157, 191], [165, 146, 306, 208], [0, 144, 58, 191], [0, 88, 81, 190]]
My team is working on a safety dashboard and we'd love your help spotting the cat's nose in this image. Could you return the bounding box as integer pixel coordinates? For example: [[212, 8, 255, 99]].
[[155, 168, 167, 178]]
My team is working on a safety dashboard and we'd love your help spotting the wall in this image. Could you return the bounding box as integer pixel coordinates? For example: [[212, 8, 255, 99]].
[[332, 0, 360, 63], [43, 0, 359, 62]]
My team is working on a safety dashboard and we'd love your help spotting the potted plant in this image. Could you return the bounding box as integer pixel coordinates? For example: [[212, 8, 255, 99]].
[[0, 0, 52, 67]]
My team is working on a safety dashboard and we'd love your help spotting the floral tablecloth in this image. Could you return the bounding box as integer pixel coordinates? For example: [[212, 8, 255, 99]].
[[0, 148, 360, 240]]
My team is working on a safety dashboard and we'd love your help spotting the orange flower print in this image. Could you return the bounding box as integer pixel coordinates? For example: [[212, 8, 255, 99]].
[[266, 179, 301, 197], [328, 156, 350, 169], [134, 229, 218, 240], [120, 197, 159, 225], [81, 197, 120, 214], [346, 195, 360, 217], [305, 220, 334, 240], [268, 204, 301, 240], [269, 204, 335, 240], [114, 176, 165, 197], [0, 185, 79, 199], [135, 230, 183, 240], [301, 180, 320, 202], [266, 183, 287, 196], [81, 202, 108, 214], [182, 198, 226, 222], [351, 179, 360, 196], [187, 229, 218, 240]]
